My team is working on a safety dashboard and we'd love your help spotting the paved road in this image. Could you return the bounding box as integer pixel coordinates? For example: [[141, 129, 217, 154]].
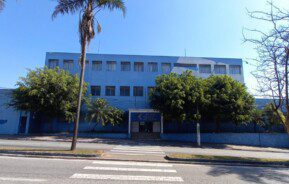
[[0, 156, 289, 183], [1, 139, 289, 160]]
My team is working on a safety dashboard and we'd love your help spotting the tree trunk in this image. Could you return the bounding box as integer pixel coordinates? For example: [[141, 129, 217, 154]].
[[71, 36, 87, 151]]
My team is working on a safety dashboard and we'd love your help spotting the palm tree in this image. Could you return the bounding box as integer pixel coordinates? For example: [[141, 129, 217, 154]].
[[86, 98, 123, 131], [52, 0, 126, 150], [0, 0, 5, 11]]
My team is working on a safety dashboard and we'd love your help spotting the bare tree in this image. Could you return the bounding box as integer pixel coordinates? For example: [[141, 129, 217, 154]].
[[244, 1, 289, 133]]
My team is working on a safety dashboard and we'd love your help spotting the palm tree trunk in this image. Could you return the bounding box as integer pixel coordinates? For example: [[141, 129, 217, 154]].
[[71, 36, 87, 151]]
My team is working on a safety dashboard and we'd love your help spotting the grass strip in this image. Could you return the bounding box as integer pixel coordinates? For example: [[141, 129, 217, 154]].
[[167, 154, 289, 164], [0, 147, 103, 157]]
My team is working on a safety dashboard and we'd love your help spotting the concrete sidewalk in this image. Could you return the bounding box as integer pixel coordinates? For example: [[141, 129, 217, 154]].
[[1, 135, 289, 161], [0, 134, 288, 154]]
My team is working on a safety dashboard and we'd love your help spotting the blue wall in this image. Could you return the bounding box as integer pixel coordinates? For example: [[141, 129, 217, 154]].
[[161, 133, 289, 148], [45, 52, 244, 110]]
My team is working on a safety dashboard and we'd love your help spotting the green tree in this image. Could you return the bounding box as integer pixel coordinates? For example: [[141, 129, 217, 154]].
[[150, 71, 204, 123], [180, 71, 204, 122], [52, 0, 126, 150], [262, 103, 285, 132], [204, 75, 255, 132], [10, 67, 87, 123], [150, 73, 186, 122], [251, 108, 264, 132], [86, 98, 123, 131]]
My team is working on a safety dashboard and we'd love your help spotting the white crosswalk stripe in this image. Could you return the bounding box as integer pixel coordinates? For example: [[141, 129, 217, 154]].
[[108, 145, 165, 156], [70, 155, 184, 182], [92, 160, 172, 167], [70, 173, 184, 182], [84, 166, 177, 173]]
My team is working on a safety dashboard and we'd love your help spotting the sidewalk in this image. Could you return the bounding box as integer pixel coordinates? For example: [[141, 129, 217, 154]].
[[0, 134, 289, 161]]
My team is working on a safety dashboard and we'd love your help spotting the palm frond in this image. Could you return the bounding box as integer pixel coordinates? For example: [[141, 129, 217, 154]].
[[0, 0, 5, 11], [52, 0, 86, 19], [96, 0, 126, 16]]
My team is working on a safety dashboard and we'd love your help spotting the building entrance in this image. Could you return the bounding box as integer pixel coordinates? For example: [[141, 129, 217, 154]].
[[139, 121, 153, 133], [129, 109, 163, 139]]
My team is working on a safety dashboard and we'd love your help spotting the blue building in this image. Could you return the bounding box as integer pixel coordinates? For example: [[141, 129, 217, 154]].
[[44, 52, 245, 138], [0, 88, 30, 135]]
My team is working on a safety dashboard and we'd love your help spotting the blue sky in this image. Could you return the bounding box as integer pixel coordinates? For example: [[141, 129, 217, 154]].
[[0, 0, 288, 94]]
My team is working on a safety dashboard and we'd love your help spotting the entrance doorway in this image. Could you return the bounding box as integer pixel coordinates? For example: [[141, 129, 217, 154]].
[[129, 109, 163, 139], [139, 121, 153, 133]]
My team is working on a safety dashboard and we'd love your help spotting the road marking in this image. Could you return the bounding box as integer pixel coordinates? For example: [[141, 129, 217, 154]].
[[113, 147, 163, 151], [114, 146, 162, 150], [110, 149, 165, 154], [107, 152, 165, 156], [70, 173, 183, 182], [0, 177, 46, 182], [92, 160, 173, 167], [84, 166, 177, 173]]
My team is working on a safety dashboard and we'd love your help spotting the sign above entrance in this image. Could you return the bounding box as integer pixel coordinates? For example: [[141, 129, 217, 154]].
[[131, 112, 161, 122]]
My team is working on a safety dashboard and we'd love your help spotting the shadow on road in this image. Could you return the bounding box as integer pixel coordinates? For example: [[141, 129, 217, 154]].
[[207, 165, 289, 184]]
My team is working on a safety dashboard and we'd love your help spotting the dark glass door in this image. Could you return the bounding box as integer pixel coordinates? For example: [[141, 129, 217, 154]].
[[139, 121, 153, 133]]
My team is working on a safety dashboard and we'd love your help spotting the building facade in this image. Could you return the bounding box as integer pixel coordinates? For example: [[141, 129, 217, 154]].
[[0, 89, 30, 135], [45, 52, 244, 138]]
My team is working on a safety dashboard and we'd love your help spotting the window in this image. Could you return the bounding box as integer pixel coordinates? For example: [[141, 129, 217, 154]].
[[148, 62, 158, 72], [134, 62, 144, 72], [161, 63, 171, 73], [92, 61, 102, 71], [105, 86, 115, 96], [107, 61, 116, 71], [174, 63, 197, 70], [229, 65, 242, 74], [133, 86, 143, 96], [199, 64, 211, 74], [48, 59, 59, 69], [91, 86, 101, 96], [147, 86, 155, 96], [214, 65, 226, 74], [63, 60, 73, 70], [120, 86, 130, 96], [121, 62, 131, 71]]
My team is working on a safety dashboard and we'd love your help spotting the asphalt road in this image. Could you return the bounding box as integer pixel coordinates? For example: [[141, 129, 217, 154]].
[[0, 156, 289, 184], [1, 139, 289, 160]]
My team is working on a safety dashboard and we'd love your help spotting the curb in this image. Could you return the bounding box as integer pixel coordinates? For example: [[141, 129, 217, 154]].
[[1, 138, 289, 154], [0, 153, 102, 160], [165, 156, 289, 168], [1, 153, 289, 168]]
